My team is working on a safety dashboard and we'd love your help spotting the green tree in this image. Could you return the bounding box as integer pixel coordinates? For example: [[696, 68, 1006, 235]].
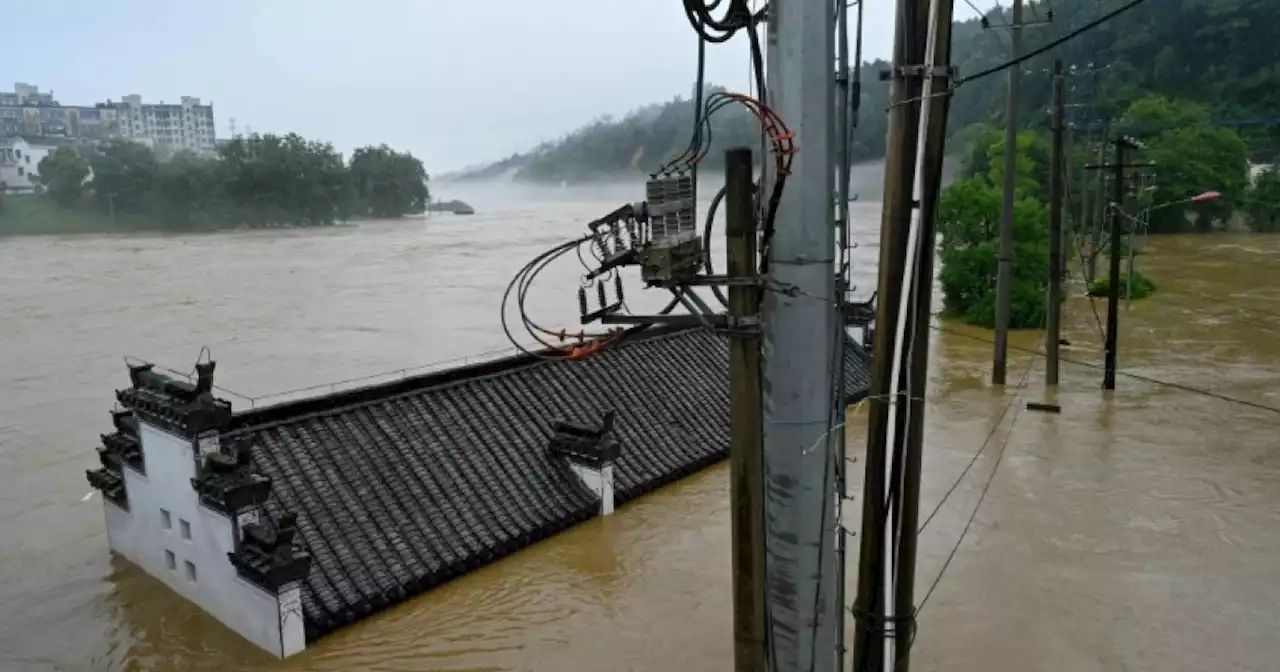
[[90, 140, 158, 214], [349, 145, 430, 217], [1246, 165, 1280, 232], [985, 130, 1050, 200], [218, 133, 352, 226], [938, 178, 1050, 329], [36, 147, 90, 206], [1143, 126, 1249, 232], [153, 151, 225, 228]]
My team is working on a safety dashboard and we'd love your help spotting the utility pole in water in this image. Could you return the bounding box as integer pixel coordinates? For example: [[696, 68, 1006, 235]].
[[1046, 60, 1066, 386], [761, 0, 839, 669], [1088, 135, 1152, 390], [992, 0, 1023, 386], [724, 147, 767, 672]]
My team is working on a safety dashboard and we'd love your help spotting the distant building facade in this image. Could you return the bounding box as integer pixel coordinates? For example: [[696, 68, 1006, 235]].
[[0, 136, 55, 192], [0, 135, 94, 194], [0, 83, 217, 159]]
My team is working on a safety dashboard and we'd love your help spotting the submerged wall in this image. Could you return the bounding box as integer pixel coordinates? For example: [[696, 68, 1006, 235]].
[[105, 423, 290, 656]]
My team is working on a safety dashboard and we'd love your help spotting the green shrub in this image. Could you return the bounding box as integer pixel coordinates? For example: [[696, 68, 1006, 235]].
[[1086, 271, 1156, 300]]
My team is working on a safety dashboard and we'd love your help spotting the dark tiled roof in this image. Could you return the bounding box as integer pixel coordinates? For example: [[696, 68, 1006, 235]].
[[227, 327, 871, 641]]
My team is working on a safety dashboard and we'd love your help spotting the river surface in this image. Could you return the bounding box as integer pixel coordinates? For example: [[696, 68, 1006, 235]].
[[1, 196, 1278, 671]]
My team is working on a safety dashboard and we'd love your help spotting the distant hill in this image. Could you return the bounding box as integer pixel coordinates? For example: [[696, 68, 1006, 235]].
[[454, 0, 1276, 184]]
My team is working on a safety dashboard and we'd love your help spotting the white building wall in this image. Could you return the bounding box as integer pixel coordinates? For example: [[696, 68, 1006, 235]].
[[568, 462, 616, 516], [104, 422, 294, 657], [0, 138, 53, 192]]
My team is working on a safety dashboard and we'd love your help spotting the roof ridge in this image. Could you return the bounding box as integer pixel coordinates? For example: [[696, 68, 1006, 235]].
[[227, 325, 710, 434]]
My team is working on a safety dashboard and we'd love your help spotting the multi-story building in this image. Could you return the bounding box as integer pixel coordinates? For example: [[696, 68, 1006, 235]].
[[0, 83, 123, 140], [1, 84, 217, 159], [112, 94, 217, 157]]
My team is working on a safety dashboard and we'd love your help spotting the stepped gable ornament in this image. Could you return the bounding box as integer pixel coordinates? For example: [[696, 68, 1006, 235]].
[[116, 359, 232, 436], [191, 436, 271, 515], [548, 410, 621, 467], [85, 467, 127, 508], [228, 511, 313, 592], [100, 409, 144, 472]]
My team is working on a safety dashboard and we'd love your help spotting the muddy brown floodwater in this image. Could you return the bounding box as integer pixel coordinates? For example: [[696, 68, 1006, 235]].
[[1, 202, 1277, 672]]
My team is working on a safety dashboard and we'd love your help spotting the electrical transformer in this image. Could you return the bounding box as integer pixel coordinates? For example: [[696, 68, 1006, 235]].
[[640, 172, 703, 284]]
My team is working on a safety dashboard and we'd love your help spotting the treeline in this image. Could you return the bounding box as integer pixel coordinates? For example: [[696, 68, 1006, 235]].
[[938, 91, 1280, 330], [28, 135, 430, 231], [458, 0, 1274, 184]]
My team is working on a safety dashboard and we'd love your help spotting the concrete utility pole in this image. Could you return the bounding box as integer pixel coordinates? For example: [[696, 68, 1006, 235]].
[[1089, 136, 1152, 390], [992, 0, 1023, 386], [761, 0, 838, 669], [1046, 60, 1066, 386], [725, 147, 767, 672]]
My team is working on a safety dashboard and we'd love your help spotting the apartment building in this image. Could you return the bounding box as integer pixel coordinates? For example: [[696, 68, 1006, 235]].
[[0, 84, 217, 158], [113, 94, 216, 157]]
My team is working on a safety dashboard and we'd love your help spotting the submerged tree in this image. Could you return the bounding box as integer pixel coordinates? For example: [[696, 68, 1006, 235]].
[[349, 145, 430, 217], [37, 147, 91, 206]]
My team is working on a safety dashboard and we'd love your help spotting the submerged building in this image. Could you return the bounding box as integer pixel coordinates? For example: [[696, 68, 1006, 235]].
[[85, 326, 872, 658]]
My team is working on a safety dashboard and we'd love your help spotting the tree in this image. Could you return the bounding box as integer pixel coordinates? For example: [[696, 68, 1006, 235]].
[[1143, 125, 1249, 232], [153, 151, 225, 228], [1246, 165, 1280, 233], [218, 133, 352, 226], [985, 130, 1050, 200], [938, 178, 1050, 329], [349, 145, 430, 217], [90, 140, 158, 213], [37, 147, 91, 206]]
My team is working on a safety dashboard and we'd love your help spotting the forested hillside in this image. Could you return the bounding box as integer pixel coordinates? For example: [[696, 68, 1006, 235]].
[[455, 0, 1276, 184]]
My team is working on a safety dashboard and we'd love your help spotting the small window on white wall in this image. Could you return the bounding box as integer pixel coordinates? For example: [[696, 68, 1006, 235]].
[[180, 519, 191, 541], [161, 509, 172, 530], [165, 550, 176, 571], [184, 561, 197, 583]]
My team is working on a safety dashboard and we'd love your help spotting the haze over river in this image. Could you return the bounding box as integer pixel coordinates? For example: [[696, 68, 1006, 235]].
[[1, 188, 1278, 671]]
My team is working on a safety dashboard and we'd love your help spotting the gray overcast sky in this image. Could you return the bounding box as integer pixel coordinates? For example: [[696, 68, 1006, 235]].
[[12, 1, 913, 172]]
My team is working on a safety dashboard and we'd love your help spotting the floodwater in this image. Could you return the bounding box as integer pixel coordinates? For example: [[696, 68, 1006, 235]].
[[1, 199, 1278, 672]]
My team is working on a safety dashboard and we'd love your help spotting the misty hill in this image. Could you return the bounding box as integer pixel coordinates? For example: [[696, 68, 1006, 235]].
[[454, 0, 1276, 184]]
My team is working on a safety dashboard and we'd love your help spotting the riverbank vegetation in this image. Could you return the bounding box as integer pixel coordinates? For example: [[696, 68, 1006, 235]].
[[0, 135, 429, 235]]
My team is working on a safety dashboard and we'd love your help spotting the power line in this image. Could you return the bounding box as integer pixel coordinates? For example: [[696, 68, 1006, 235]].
[[958, 0, 1155, 86], [931, 325, 1280, 415], [916, 385, 1025, 614]]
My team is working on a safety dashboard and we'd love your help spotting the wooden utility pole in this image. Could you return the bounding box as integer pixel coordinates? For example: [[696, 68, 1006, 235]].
[[852, 0, 929, 665], [1046, 60, 1065, 386], [992, 0, 1023, 386], [894, 0, 957, 668], [725, 147, 767, 672]]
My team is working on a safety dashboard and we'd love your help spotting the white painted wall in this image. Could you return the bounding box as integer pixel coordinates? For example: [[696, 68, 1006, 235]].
[[568, 462, 615, 516], [0, 138, 51, 192], [102, 421, 302, 657]]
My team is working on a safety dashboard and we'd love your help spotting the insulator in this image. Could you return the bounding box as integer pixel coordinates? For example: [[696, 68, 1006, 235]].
[[625, 219, 637, 248], [609, 222, 623, 254], [577, 286, 588, 317], [615, 274, 625, 303], [594, 233, 609, 260], [597, 281, 607, 309]]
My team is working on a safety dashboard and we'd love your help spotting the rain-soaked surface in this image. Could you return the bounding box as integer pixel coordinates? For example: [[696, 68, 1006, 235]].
[[1, 198, 1277, 671]]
